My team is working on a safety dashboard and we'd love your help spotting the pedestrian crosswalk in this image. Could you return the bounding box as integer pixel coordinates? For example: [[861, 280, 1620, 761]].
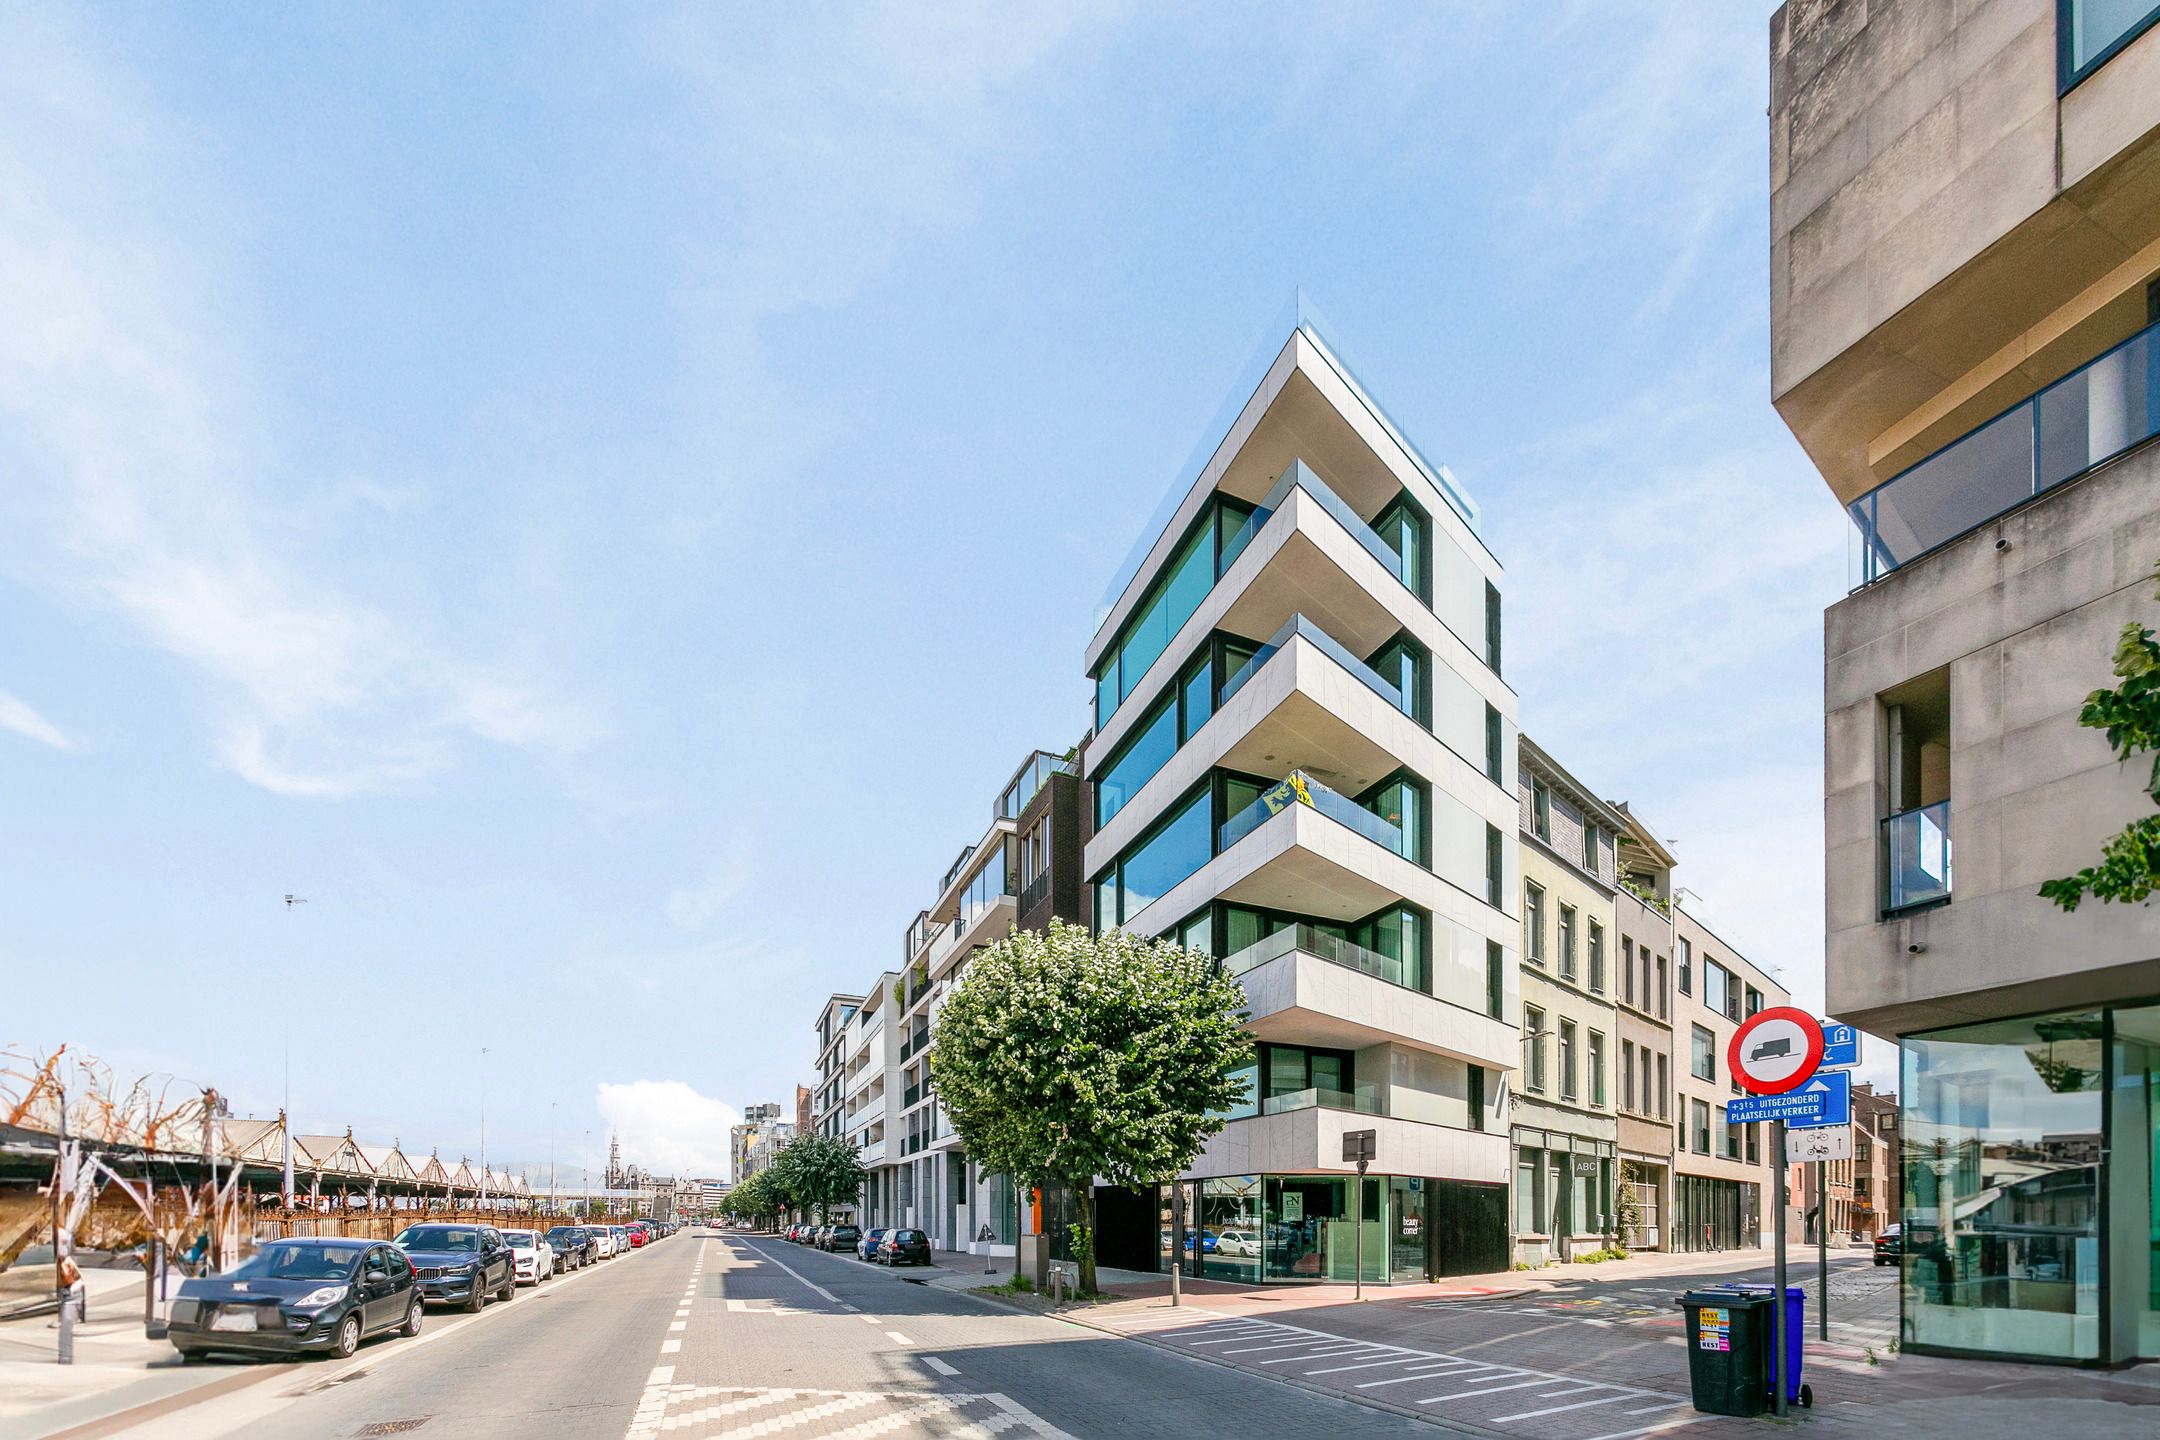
[[1102, 1311, 1706, 1440], [624, 1383, 1072, 1438]]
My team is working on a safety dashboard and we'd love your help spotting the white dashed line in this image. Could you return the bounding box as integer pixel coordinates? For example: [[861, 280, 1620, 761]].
[[885, 1330, 914, 1345], [922, 1356, 959, 1377], [661, 1338, 681, 1354], [668, 1320, 686, 1332]]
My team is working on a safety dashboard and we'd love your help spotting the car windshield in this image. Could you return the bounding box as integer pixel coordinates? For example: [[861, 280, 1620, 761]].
[[506, 1233, 535, 1248], [397, 1227, 484, 1252], [547, 1228, 581, 1241], [230, 1242, 360, 1281]]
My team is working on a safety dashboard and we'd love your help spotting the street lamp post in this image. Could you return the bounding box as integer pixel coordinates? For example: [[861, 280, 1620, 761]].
[[548, 1102, 557, 1213], [479, 1047, 491, 1210]]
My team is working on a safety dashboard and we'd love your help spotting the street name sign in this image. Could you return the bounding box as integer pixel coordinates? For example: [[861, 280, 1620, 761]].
[[1820, 1023, 1860, 1069], [1728, 1007, 1825, 1094], [1785, 1126, 1853, 1163], [1342, 1130, 1376, 1166], [1727, 1069, 1852, 1128]]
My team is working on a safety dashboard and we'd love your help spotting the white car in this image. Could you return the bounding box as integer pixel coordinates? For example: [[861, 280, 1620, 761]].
[[502, 1228, 555, 1285], [590, 1227, 616, 1259], [1214, 1229, 1261, 1258]]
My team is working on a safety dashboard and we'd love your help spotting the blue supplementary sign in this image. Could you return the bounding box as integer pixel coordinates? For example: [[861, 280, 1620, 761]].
[[1821, 1024, 1860, 1069], [1726, 1069, 1852, 1129]]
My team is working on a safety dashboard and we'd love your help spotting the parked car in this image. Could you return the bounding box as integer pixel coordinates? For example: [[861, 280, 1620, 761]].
[[1214, 1229, 1261, 1258], [393, 1224, 516, 1312], [626, 1222, 649, 1249], [1874, 1224, 1903, 1267], [501, 1229, 555, 1285], [877, 1228, 931, 1267], [589, 1227, 616, 1259], [823, 1224, 861, 1253], [611, 1224, 631, 1254], [168, 1237, 421, 1362], [856, 1227, 887, 1261], [545, 1225, 594, 1269]]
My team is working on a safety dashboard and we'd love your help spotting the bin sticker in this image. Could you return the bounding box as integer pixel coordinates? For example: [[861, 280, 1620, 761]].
[[1696, 1306, 1730, 1352]]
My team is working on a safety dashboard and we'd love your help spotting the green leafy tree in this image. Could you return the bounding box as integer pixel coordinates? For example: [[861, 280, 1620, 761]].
[[2040, 561, 2160, 912], [768, 1133, 867, 1222], [930, 918, 1253, 1294], [722, 1169, 781, 1228]]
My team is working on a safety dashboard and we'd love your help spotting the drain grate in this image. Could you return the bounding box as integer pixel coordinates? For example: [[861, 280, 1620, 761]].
[[355, 1420, 431, 1436]]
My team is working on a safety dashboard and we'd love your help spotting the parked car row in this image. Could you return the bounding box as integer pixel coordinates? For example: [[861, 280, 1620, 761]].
[[781, 1222, 930, 1267], [165, 1217, 683, 1362]]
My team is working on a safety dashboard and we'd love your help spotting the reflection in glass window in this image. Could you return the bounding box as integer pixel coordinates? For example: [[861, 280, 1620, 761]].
[[1903, 1011, 2104, 1361]]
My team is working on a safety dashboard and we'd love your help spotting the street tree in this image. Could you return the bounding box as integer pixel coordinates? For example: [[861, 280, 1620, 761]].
[[930, 918, 1252, 1294], [768, 1134, 866, 1222], [724, 1169, 782, 1228], [2041, 559, 2160, 911]]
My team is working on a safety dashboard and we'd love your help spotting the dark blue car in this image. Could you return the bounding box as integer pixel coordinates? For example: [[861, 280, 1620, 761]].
[[393, 1223, 516, 1312], [167, 1237, 421, 1362]]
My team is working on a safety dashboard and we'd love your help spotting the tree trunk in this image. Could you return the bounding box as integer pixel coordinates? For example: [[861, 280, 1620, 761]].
[[1074, 1179, 1096, 1297]]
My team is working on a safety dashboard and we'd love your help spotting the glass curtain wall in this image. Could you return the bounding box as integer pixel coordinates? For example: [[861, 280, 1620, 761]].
[[1902, 1011, 2104, 1361], [2113, 1004, 2160, 1360], [1094, 497, 1258, 730]]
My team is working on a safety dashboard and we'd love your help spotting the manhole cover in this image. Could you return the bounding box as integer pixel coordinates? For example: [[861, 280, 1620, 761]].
[[355, 1420, 431, 1436]]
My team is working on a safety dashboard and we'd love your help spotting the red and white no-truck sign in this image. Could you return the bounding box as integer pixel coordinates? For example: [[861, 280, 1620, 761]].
[[1728, 1007, 1825, 1095]]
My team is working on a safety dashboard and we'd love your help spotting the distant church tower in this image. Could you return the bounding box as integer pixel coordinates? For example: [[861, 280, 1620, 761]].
[[606, 1132, 623, 1188]]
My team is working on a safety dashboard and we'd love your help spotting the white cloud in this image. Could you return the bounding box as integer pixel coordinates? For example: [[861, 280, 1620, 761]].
[[0, 690, 73, 751], [594, 1079, 742, 1180], [0, 11, 599, 800]]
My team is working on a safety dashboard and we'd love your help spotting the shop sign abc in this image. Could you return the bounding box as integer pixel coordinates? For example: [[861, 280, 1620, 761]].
[[1727, 1006, 1825, 1095]]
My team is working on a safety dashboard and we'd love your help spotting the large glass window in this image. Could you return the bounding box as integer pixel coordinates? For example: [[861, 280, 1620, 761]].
[[2065, 1, 2160, 88], [1092, 495, 1258, 729], [1559, 1020, 1578, 1101], [1704, 959, 1729, 1018], [1524, 883, 1545, 964], [1526, 1006, 1547, 1093], [1372, 495, 1429, 603], [1362, 773, 1426, 866], [1095, 697, 1179, 828], [1262, 1175, 1384, 1283], [1096, 788, 1211, 927], [1904, 1010, 2104, 1361], [1588, 922, 1605, 994]]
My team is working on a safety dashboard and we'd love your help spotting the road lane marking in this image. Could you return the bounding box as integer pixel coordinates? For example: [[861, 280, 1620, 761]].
[[668, 1320, 686, 1332], [1259, 1344, 1385, 1365], [1357, 1363, 1505, 1388], [884, 1330, 914, 1345], [660, 1338, 680, 1354], [922, 1356, 959, 1377], [858, 1314, 882, 1325], [1493, 1390, 1645, 1423], [1582, 1420, 1707, 1440], [1418, 1377, 1555, 1403], [739, 1236, 844, 1304], [1305, 1355, 1423, 1375]]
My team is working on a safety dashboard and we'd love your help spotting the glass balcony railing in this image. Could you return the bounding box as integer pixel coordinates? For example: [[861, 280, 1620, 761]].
[[1261, 1086, 1387, 1118], [1883, 800, 1952, 913], [1218, 770, 1407, 858], [1220, 923, 1422, 993], [998, 749, 1077, 820], [1218, 613, 1409, 717], [1850, 316, 2160, 583]]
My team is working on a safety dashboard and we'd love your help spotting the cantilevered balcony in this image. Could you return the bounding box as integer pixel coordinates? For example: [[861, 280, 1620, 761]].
[[1225, 925, 1519, 1072], [1849, 315, 2160, 583]]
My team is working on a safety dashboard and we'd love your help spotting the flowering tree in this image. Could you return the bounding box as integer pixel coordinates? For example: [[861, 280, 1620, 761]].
[[930, 919, 1252, 1294]]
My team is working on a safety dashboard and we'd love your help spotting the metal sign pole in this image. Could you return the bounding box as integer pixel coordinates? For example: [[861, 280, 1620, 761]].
[[1772, 1120, 1788, 1419], [1817, 1159, 1829, 1341], [1354, 1158, 1367, 1303]]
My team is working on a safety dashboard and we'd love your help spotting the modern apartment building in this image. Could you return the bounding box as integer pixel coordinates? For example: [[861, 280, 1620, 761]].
[[1512, 739, 1626, 1264], [869, 746, 1086, 1255], [811, 993, 863, 1143], [730, 1102, 782, 1184], [1772, 0, 2160, 1363], [1613, 806, 1678, 1251], [838, 970, 897, 1219], [1670, 913, 1791, 1252], [1080, 302, 1519, 1284], [1799, 1082, 1901, 1247]]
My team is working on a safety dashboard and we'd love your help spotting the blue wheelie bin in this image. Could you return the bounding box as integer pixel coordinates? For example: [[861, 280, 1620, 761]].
[[1717, 1283, 1812, 1409]]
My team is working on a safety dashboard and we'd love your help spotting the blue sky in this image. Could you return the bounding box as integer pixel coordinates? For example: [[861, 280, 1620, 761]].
[[1, 3, 1859, 1182]]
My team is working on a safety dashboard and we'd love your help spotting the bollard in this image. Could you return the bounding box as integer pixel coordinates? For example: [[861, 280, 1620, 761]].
[[1052, 1265, 1064, 1306], [1170, 1262, 1181, 1307]]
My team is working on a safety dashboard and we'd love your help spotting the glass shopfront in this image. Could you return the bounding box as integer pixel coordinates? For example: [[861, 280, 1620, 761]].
[[1151, 1173, 1505, 1284]]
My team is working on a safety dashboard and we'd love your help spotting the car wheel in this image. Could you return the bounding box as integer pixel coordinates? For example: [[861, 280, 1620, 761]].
[[334, 1314, 362, 1359], [464, 1281, 488, 1313], [401, 1298, 423, 1337], [176, 1348, 199, 1364], [498, 1270, 515, 1302]]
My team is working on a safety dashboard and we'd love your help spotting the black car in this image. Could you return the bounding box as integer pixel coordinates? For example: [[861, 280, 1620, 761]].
[[394, 1223, 516, 1311], [168, 1237, 420, 1362], [1874, 1223, 1903, 1266], [822, 1224, 861, 1253], [877, 1228, 931, 1267], [546, 1225, 596, 1268]]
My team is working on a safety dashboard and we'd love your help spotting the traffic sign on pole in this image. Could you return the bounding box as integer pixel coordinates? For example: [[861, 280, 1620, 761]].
[[1728, 1007, 1826, 1095], [1820, 1024, 1860, 1069], [1727, 1069, 1851, 1128]]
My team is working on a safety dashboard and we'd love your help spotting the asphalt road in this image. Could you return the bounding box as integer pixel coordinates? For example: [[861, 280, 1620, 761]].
[[133, 1228, 1442, 1439]]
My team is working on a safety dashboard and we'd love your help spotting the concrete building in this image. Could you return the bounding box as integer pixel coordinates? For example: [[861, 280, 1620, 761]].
[[1613, 807, 1678, 1251], [794, 1085, 812, 1140], [1079, 301, 1518, 1283], [871, 746, 1087, 1254], [730, 1103, 786, 1183], [1670, 912, 1791, 1252], [811, 994, 864, 1143], [1511, 738, 1625, 1265], [1771, 0, 2160, 1364]]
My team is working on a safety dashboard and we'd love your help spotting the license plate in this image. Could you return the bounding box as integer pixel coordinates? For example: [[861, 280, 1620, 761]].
[[210, 1308, 259, 1332]]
